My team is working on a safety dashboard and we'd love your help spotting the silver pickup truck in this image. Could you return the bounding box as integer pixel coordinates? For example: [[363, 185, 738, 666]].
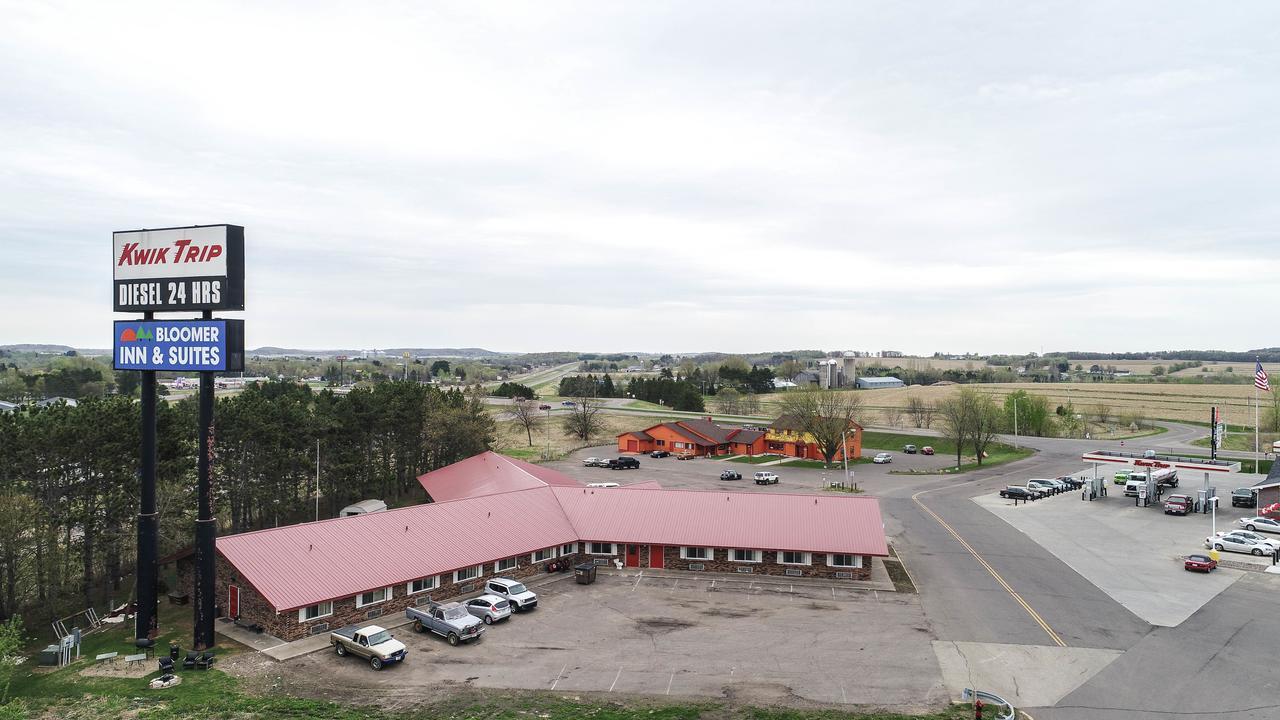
[[330, 624, 407, 670], [405, 601, 485, 646]]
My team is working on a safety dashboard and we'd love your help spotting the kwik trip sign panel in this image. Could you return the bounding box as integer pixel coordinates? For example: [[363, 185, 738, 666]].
[[113, 224, 245, 312], [113, 320, 245, 372]]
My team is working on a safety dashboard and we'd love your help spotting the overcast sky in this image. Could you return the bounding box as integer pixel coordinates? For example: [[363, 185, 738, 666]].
[[2, 1, 1277, 355]]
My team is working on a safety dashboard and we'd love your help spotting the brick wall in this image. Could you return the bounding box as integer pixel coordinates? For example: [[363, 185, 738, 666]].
[[183, 549, 581, 642], [660, 546, 871, 581]]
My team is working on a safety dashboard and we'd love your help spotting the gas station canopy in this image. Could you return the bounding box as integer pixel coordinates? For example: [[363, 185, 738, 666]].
[[1080, 449, 1240, 473]]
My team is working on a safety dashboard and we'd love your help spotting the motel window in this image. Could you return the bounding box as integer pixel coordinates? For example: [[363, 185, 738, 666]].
[[495, 557, 518, 573], [407, 576, 438, 595], [780, 551, 811, 566], [454, 565, 482, 583], [563, 543, 577, 556], [656, 439, 666, 446], [298, 601, 333, 622], [356, 587, 391, 608], [589, 542, 615, 555], [828, 554, 862, 569], [732, 549, 761, 563], [532, 547, 556, 563], [680, 546, 712, 560]]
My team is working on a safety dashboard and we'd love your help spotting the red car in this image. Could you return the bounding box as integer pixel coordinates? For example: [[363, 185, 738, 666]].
[[1184, 554, 1217, 573], [921, 446, 935, 456]]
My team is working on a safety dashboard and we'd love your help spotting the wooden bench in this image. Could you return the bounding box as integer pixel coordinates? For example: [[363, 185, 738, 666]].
[[94, 652, 118, 663]]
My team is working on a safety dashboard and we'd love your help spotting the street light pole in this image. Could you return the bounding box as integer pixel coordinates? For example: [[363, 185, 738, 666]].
[[841, 429, 850, 487], [1013, 395, 1019, 449]]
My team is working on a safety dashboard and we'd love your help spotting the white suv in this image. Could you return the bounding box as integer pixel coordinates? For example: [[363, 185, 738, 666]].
[[753, 471, 779, 485], [485, 578, 538, 612]]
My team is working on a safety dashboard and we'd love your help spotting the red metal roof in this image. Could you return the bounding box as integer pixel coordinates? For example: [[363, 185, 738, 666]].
[[220, 454, 887, 612], [552, 486, 887, 557], [216, 486, 577, 612], [416, 451, 582, 502]]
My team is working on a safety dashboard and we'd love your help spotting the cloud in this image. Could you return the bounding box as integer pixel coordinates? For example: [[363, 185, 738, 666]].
[[1, 1, 1277, 354]]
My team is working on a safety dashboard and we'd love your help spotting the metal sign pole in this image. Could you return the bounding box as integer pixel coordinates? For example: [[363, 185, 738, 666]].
[[194, 311, 217, 649], [135, 312, 159, 650]]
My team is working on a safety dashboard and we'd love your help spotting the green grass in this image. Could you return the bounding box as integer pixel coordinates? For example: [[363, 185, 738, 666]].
[[728, 454, 782, 464], [890, 446, 1035, 476], [624, 399, 668, 410], [1189, 432, 1278, 452], [497, 446, 554, 462], [780, 458, 875, 470], [860, 431, 957, 454]]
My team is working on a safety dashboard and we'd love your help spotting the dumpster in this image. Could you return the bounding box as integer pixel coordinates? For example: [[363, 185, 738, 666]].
[[38, 645, 60, 666], [574, 562, 597, 585]]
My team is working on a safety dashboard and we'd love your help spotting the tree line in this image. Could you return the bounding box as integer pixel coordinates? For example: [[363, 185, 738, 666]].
[[0, 380, 494, 625]]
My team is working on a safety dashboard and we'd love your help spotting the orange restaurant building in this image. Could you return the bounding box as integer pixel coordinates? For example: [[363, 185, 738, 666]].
[[618, 415, 861, 461]]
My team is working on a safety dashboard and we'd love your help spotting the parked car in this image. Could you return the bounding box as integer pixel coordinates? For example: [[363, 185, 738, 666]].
[[583, 457, 604, 467], [676, 452, 696, 460], [561, 400, 576, 407], [1164, 494, 1194, 515], [753, 471, 779, 485], [330, 625, 407, 670], [1027, 479, 1059, 496], [1239, 516, 1280, 534], [484, 578, 538, 612], [719, 470, 742, 481], [1056, 475, 1083, 490], [921, 446, 935, 455], [1143, 449, 1157, 459], [406, 601, 486, 645], [872, 453, 892, 464], [1184, 554, 1218, 573], [1113, 469, 1132, 485], [1041, 478, 1071, 493], [650, 450, 670, 458], [1232, 488, 1257, 508], [1013, 484, 1047, 499], [903, 444, 917, 454], [612, 457, 640, 470], [586, 482, 620, 488], [464, 595, 512, 625], [999, 486, 1036, 500], [1205, 531, 1280, 556], [538, 404, 552, 410]]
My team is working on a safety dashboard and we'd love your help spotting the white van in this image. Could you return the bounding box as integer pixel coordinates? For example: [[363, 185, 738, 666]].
[[586, 482, 619, 488], [753, 471, 779, 485]]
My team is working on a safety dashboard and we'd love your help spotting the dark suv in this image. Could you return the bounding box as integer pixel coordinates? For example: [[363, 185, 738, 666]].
[[1232, 488, 1257, 508], [612, 457, 640, 470]]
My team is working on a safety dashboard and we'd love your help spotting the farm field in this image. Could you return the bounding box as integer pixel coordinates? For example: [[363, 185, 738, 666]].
[[854, 357, 1280, 378], [744, 382, 1270, 426]]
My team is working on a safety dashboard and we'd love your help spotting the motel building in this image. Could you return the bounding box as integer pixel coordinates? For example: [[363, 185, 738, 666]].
[[617, 415, 862, 461], [178, 452, 887, 642]]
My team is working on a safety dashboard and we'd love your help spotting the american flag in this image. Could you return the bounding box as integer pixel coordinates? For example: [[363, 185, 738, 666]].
[[1256, 361, 1270, 392]]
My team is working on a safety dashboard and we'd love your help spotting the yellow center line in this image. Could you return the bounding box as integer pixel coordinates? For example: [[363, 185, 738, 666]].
[[912, 485, 1067, 648]]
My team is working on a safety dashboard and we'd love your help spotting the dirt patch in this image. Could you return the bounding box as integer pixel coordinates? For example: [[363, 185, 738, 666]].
[[805, 602, 838, 611], [634, 617, 698, 634], [882, 559, 917, 594], [78, 661, 153, 679], [701, 604, 757, 617]]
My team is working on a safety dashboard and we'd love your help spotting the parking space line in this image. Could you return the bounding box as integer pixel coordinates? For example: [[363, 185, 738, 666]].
[[841, 685, 847, 703], [912, 487, 1067, 648], [609, 666, 622, 692], [550, 662, 567, 690], [666, 671, 674, 694], [631, 572, 643, 592]]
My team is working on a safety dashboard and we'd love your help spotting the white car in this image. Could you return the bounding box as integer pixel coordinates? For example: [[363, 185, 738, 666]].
[[873, 453, 892, 464], [1206, 531, 1280, 556], [1238, 517, 1280, 534], [484, 578, 538, 612], [583, 457, 603, 467]]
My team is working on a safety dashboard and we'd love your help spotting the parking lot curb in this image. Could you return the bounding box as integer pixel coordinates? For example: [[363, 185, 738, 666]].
[[592, 567, 895, 593]]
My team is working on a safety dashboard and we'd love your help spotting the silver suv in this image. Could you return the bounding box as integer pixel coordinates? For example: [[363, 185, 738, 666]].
[[464, 594, 512, 625]]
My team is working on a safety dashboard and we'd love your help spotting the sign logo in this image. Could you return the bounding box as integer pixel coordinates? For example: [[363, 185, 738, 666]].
[[119, 326, 155, 342], [112, 225, 244, 312]]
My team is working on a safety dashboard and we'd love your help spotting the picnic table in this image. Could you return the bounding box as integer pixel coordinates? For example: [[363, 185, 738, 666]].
[[124, 653, 147, 664], [94, 652, 118, 663]]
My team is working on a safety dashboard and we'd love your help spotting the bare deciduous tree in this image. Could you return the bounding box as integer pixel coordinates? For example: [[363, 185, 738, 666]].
[[562, 396, 606, 443], [508, 399, 542, 446], [778, 389, 864, 465], [882, 406, 904, 428], [740, 393, 761, 415], [716, 387, 742, 415], [905, 396, 935, 428]]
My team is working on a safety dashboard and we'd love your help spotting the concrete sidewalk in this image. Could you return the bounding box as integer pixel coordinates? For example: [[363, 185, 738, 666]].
[[592, 559, 897, 593]]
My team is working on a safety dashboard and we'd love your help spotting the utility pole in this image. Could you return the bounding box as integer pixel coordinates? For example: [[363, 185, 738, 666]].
[[315, 439, 320, 522], [1012, 395, 1019, 449]]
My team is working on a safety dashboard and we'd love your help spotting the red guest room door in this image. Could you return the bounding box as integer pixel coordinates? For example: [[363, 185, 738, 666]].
[[625, 544, 640, 567], [228, 585, 240, 618], [650, 545, 664, 569]]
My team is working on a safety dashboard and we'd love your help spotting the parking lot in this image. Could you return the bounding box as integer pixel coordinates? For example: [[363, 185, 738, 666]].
[[975, 470, 1270, 627], [284, 570, 946, 710], [549, 445, 954, 496]]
